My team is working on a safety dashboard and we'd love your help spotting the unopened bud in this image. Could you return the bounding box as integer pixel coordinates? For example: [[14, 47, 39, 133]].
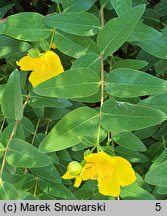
[[67, 161, 82, 176]]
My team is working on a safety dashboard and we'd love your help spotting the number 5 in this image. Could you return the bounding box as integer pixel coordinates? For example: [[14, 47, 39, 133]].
[[155, 203, 161, 211]]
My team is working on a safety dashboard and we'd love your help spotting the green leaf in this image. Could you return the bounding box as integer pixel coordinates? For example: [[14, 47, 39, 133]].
[[6, 138, 52, 168], [101, 99, 166, 133], [0, 84, 5, 104], [72, 54, 100, 72], [54, 31, 100, 58], [29, 92, 72, 108], [51, 0, 62, 3], [20, 116, 35, 137], [150, 149, 167, 170], [39, 179, 76, 199], [0, 23, 5, 34], [62, 0, 96, 12], [1, 70, 23, 121], [3, 12, 51, 41], [0, 180, 20, 200], [145, 159, 167, 187], [0, 143, 5, 158], [134, 126, 157, 140], [142, 8, 159, 28], [34, 68, 100, 99], [110, 0, 132, 16], [105, 68, 167, 98], [45, 12, 100, 36], [4, 173, 36, 191], [137, 49, 159, 71], [115, 146, 149, 163], [139, 93, 167, 115], [30, 164, 61, 183], [0, 123, 25, 146], [155, 59, 167, 76], [145, 141, 164, 162], [0, 4, 14, 19], [39, 107, 99, 153], [97, 5, 145, 57], [155, 1, 167, 17], [44, 108, 69, 120], [112, 59, 148, 70], [20, 192, 38, 200], [112, 131, 147, 152], [156, 186, 167, 195], [0, 36, 30, 58], [135, 34, 167, 59], [127, 22, 161, 42], [121, 183, 155, 200]]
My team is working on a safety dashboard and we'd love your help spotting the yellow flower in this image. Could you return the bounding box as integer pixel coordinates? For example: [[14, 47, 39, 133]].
[[16, 50, 64, 87], [62, 152, 136, 197]]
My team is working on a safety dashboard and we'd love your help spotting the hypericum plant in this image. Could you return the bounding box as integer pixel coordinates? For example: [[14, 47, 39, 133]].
[[0, 0, 167, 200]]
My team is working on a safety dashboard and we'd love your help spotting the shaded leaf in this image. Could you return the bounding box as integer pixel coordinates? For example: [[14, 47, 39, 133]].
[[0, 36, 30, 58], [0, 180, 20, 200], [39, 107, 99, 153], [1, 70, 23, 121], [113, 131, 146, 152], [139, 93, 167, 115], [121, 183, 155, 200], [6, 138, 52, 168], [135, 34, 167, 59], [110, 0, 132, 16], [63, 0, 96, 12]]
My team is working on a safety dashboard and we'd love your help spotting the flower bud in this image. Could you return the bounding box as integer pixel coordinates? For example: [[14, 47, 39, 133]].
[[67, 161, 82, 176], [28, 48, 40, 58]]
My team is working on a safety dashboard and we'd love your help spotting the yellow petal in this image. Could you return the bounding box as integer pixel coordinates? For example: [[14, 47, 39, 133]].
[[80, 164, 97, 181], [62, 171, 74, 180], [98, 174, 120, 197], [16, 55, 42, 71], [84, 152, 136, 196], [17, 51, 64, 87], [73, 176, 83, 187], [43, 51, 64, 75], [114, 157, 136, 186], [85, 152, 112, 164]]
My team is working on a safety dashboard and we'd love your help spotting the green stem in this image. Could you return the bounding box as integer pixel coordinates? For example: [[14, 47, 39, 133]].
[[31, 119, 40, 145], [96, 8, 105, 151], [0, 118, 6, 134], [162, 135, 166, 148], [0, 94, 30, 178], [33, 176, 39, 196], [45, 120, 50, 135], [0, 120, 19, 178], [49, 28, 56, 49], [57, 3, 62, 13]]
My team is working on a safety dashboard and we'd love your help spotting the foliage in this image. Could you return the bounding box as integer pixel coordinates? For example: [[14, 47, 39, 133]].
[[0, 0, 167, 200]]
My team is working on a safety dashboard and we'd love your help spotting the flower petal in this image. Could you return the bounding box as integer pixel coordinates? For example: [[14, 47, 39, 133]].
[[43, 51, 64, 75], [98, 173, 120, 197], [114, 157, 136, 186], [16, 55, 42, 71], [80, 164, 97, 181], [62, 171, 74, 180], [74, 176, 83, 187], [17, 51, 64, 87]]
